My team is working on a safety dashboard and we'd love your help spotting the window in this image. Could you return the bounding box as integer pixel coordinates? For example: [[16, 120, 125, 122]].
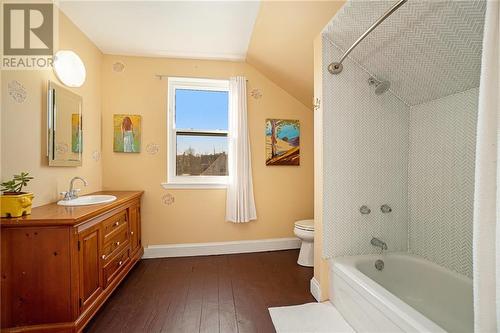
[[165, 77, 230, 188]]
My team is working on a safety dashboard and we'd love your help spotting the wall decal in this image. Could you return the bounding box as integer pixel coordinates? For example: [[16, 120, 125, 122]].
[[162, 193, 175, 206], [55, 143, 69, 155], [313, 98, 321, 111], [250, 88, 262, 99], [92, 150, 101, 162], [265, 119, 300, 166], [146, 143, 159, 155], [112, 62, 125, 72], [8, 80, 27, 103], [113, 114, 141, 153]]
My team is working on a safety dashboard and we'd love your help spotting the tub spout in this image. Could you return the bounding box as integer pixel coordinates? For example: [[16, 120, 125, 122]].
[[371, 237, 387, 251]]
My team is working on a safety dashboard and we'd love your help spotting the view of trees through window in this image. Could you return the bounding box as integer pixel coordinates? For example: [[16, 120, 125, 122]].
[[176, 151, 227, 176], [174, 89, 229, 176], [176, 135, 228, 176]]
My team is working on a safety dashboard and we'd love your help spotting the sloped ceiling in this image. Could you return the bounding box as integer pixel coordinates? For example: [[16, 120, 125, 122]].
[[58, 1, 260, 60], [58, 1, 347, 107], [246, 1, 346, 107], [323, 0, 486, 106]]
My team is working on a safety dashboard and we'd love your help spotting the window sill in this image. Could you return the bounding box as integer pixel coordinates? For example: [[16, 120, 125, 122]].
[[161, 182, 227, 190]]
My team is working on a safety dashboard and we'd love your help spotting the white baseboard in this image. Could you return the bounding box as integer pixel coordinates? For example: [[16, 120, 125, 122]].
[[143, 237, 301, 259], [310, 277, 322, 302]]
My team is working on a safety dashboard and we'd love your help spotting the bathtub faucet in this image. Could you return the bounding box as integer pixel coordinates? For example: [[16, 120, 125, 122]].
[[371, 237, 387, 251]]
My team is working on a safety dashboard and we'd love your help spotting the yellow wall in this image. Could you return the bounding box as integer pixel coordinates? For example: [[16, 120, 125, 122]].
[[1, 13, 103, 207], [313, 35, 330, 300], [1, 10, 315, 249], [101, 55, 314, 247], [246, 1, 345, 107]]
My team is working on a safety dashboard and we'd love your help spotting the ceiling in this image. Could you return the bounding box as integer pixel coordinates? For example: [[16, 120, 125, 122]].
[[323, 0, 486, 106], [59, 1, 486, 107], [246, 1, 346, 107], [58, 1, 260, 61], [58, 1, 346, 107]]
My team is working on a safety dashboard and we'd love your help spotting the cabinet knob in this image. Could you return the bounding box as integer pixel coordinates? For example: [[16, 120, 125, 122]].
[[118, 261, 123, 266], [130, 231, 134, 235], [114, 221, 119, 226], [101, 255, 106, 259], [115, 241, 120, 246]]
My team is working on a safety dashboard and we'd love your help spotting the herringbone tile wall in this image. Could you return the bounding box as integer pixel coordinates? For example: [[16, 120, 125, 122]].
[[323, 0, 486, 106], [408, 88, 478, 278], [322, 40, 410, 257], [321, 1, 483, 278]]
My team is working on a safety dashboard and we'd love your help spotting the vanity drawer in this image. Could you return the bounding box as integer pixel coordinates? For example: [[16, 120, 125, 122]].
[[102, 210, 128, 239], [101, 225, 129, 261], [103, 246, 130, 288]]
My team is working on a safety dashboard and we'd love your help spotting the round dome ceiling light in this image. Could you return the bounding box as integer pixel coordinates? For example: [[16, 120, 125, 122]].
[[53, 50, 86, 87]]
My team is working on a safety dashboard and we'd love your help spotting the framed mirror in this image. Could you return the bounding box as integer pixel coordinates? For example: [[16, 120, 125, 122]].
[[47, 81, 83, 166]]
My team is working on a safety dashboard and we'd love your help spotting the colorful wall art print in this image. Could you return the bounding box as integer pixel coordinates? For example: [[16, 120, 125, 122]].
[[265, 119, 300, 166], [113, 114, 141, 153], [71, 113, 82, 153]]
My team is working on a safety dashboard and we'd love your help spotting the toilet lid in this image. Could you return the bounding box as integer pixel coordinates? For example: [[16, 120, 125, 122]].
[[295, 219, 314, 231]]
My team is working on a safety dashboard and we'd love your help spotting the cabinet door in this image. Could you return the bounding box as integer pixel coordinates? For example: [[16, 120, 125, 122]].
[[129, 204, 141, 253], [1, 228, 73, 328], [78, 226, 103, 311]]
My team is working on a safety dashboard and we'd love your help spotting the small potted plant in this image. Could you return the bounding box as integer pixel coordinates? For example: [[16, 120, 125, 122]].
[[1, 172, 34, 218]]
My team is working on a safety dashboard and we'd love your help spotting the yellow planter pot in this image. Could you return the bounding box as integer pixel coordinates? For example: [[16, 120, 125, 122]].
[[1, 193, 34, 218]]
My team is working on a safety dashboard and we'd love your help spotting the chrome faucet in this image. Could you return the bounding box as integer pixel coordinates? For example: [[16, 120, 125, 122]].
[[61, 177, 88, 200], [371, 237, 388, 251]]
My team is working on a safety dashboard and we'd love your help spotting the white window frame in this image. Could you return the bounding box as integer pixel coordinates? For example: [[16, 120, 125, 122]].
[[163, 77, 230, 189]]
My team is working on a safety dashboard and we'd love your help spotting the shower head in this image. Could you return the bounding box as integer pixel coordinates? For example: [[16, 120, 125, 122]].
[[368, 77, 390, 95]]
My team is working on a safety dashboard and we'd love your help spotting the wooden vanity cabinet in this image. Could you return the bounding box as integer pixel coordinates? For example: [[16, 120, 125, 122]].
[[1, 191, 143, 333], [78, 224, 103, 312], [129, 203, 141, 253]]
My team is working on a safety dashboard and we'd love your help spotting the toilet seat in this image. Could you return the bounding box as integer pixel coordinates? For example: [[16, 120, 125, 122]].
[[294, 219, 314, 232]]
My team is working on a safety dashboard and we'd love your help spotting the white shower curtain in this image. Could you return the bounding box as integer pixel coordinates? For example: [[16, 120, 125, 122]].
[[472, 1, 500, 332], [225, 76, 257, 223]]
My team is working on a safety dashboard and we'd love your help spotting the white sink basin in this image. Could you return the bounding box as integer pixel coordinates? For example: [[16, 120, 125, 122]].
[[57, 195, 117, 206]]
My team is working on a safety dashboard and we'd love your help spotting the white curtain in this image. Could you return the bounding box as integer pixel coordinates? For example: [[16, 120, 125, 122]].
[[226, 76, 257, 223], [472, 1, 500, 332]]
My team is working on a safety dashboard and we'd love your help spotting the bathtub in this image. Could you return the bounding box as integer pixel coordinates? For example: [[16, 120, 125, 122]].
[[329, 253, 473, 333]]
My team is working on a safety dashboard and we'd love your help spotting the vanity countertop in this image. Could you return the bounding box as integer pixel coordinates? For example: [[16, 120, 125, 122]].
[[1, 191, 143, 227]]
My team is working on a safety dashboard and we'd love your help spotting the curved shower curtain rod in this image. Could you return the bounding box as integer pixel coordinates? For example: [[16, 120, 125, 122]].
[[328, 0, 408, 75]]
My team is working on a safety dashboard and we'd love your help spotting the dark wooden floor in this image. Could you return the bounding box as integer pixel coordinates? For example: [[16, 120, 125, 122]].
[[84, 250, 315, 333]]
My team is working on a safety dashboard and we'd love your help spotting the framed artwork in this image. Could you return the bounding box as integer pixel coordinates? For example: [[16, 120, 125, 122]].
[[71, 113, 82, 153], [113, 114, 141, 153], [265, 119, 300, 166]]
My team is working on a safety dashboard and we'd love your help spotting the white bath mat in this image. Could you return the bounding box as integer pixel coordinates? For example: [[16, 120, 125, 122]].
[[269, 302, 354, 333]]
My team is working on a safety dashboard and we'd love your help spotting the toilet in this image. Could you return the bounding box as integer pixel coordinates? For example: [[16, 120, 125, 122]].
[[294, 219, 314, 267]]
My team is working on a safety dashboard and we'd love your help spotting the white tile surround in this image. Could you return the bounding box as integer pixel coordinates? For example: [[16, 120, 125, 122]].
[[323, 0, 485, 106], [409, 88, 478, 278], [322, 42, 410, 257], [321, 0, 482, 277]]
